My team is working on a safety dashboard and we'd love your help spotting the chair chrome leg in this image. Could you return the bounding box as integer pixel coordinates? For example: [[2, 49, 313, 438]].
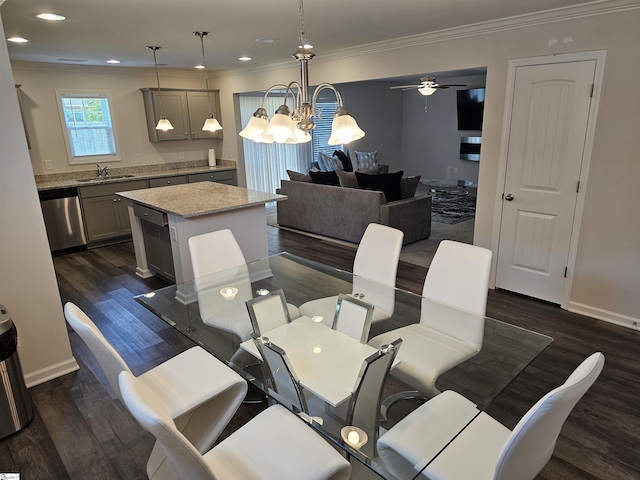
[[380, 390, 427, 420]]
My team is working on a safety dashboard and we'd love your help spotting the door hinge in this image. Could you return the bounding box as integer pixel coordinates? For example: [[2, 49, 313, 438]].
[[564, 267, 568, 277], [576, 180, 581, 193], [590, 84, 594, 97]]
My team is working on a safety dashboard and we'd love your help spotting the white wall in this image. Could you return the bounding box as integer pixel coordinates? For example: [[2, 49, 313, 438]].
[[11, 62, 224, 175], [0, 15, 78, 386], [210, 6, 640, 325]]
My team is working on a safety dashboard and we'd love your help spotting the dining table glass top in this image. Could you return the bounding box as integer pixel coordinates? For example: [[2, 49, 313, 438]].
[[135, 252, 552, 480]]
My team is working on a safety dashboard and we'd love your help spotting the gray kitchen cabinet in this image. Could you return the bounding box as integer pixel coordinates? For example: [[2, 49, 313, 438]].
[[187, 170, 236, 185], [148, 175, 188, 188], [79, 180, 148, 244], [141, 88, 222, 143], [134, 203, 175, 282]]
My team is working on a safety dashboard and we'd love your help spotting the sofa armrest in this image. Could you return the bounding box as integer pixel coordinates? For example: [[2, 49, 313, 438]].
[[381, 194, 432, 245]]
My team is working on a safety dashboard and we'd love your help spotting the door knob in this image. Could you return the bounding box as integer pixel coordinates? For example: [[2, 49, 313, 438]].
[[504, 193, 514, 201]]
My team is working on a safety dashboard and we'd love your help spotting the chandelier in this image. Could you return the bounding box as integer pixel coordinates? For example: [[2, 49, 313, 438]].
[[239, 0, 365, 145]]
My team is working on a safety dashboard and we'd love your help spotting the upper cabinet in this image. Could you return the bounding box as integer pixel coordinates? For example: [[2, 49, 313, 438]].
[[141, 88, 222, 142]]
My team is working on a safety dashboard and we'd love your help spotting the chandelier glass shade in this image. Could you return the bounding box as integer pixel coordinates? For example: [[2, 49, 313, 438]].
[[239, 0, 364, 145], [147, 46, 174, 131]]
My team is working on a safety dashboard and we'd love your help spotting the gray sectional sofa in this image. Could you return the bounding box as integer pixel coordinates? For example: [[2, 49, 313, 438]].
[[276, 179, 431, 245]]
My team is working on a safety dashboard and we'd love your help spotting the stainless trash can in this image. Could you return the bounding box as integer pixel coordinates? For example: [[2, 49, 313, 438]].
[[0, 305, 33, 439]]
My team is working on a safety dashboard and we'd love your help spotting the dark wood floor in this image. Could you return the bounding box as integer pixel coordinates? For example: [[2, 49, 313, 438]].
[[1, 226, 639, 479]]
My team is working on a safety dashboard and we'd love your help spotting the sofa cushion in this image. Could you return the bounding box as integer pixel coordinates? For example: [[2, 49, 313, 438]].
[[356, 170, 404, 202], [333, 150, 354, 172], [336, 170, 359, 188], [354, 150, 378, 170], [309, 170, 340, 186], [319, 153, 343, 172], [287, 169, 312, 182], [400, 175, 422, 199]]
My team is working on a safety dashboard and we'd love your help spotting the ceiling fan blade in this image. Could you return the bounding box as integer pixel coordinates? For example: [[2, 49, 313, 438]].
[[390, 84, 422, 89], [435, 85, 450, 89]]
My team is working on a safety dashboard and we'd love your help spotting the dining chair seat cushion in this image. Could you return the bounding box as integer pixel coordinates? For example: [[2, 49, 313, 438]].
[[299, 295, 392, 327], [203, 404, 352, 480], [368, 324, 480, 397], [377, 390, 481, 479]]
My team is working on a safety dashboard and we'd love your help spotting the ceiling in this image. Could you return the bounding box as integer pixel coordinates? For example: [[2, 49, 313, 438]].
[[1, 0, 602, 71]]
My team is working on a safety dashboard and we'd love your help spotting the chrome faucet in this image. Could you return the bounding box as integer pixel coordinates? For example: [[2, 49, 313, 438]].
[[96, 164, 111, 177]]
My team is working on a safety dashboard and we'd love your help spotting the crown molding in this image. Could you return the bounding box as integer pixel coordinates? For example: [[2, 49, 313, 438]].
[[213, 0, 640, 78], [10, 60, 202, 78]]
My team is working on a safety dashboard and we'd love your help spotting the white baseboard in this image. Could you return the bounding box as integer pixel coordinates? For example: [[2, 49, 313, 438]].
[[568, 301, 640, 331], [25, 357, 80, 388]]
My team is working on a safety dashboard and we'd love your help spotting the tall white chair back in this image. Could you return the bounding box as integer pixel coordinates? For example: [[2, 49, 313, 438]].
[[189, 229, 246, 277], [422, 240, 492, 316], [348, 338, 402, 458], [494, 352, 605, 480], [332, 293, 374, 343], [353, 223, 404, 287], [64, 302, 131, 400], [246, 289, 292, 336], [254, 335, 307, 413]]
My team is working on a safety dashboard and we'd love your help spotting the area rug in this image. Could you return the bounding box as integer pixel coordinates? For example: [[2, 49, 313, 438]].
[[430, 191, 476, 224]]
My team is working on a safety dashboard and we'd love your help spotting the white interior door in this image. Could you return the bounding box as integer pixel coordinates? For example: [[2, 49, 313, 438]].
[[496, 60, 596, 304]]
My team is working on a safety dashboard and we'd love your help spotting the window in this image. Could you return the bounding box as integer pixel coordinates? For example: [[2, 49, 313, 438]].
[[56, 90, 120, 164], [312, 100, 342, 161]]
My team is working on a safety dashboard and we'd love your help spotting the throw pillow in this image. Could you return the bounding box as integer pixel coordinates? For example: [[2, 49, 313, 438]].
[[354, 150, 378, 171], [319, 152, 343, 172], [309, 170, 340, 186], [287, 169, 312, 183], [400, 175, 421, 199], [355, 170, 404, 202], [336, 170, 359, 188], [333, 150, 353, 172]]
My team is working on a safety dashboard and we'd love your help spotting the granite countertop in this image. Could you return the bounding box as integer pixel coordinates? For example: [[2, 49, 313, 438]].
[[35, 160, 236, 191], [117, 182, 286, 218]]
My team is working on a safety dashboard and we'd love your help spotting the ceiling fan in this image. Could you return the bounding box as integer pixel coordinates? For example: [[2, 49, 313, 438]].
[[390, 75, 467, 112], [390, 76, 467, 96]]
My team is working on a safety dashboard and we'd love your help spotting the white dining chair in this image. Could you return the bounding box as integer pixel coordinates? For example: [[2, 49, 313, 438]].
[[189, 229, 300, 341], [246, 288, 293, 336], [376, 352, 604, 480], [299, 223, 404, 325], [118, 370, 352, 480], [332, 293, 374, 343], [368, 240, 492, 404], [63, 302, 248, 480]]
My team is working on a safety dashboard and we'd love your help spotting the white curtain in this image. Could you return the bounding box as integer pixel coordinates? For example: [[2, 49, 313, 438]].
[[240, 95, 311, 193]]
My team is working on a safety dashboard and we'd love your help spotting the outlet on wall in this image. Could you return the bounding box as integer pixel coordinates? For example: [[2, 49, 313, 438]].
[[44, 160, 53, 170], [226, 149, 231, 158], [179, 152, 186, 159], [136, 153, 143, 164]]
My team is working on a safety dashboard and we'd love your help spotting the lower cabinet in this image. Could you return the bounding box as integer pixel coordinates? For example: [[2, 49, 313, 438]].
[[134, 203, 175, 283], [80, 180, 148, 244]]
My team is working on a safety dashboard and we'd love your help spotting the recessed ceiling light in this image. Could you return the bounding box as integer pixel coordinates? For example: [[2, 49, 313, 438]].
[[238, 56, 252, 61], [107, 59, 120, 64], [195, 64, 205, 69], [36, 13, 66, 21], [255, 38, 277, 44], [7, 37, 28, 43], [298, 43, 313, 49]]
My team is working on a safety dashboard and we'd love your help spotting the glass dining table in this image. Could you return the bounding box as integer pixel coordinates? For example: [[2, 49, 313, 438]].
[[135, 252, 552, 480]]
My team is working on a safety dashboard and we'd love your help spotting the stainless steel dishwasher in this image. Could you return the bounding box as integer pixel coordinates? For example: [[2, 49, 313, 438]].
[[38, 187, 87, 253]]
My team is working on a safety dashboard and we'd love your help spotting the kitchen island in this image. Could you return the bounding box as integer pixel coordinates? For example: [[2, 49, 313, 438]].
[[117, 182, 286, 288]]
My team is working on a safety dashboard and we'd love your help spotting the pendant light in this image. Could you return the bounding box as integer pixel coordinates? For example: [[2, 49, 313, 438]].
[[194, 31, 222, 132], [147, 46, 174, 131], [239, 0, 364, 145]]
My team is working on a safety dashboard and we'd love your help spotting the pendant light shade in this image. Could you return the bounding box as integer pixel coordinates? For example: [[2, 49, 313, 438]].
[[261, 105, 298, 144], [194, 31, 223, 133], [147, 46, 174, 131], [239, 108, 273, 143]]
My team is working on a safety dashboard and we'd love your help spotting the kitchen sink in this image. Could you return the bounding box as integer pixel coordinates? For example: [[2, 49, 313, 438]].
[[76, 174, 136, 183]]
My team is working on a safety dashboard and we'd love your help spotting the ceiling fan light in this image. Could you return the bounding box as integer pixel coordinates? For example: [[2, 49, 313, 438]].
[[328, 112, 365, 145], [418, 86, 437, 96], [156, 116, 174, 131], [202, 115, 222, 132]]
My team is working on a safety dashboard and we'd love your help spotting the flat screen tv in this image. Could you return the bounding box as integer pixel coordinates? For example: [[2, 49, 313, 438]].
[[457, 88, 485, 131]]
